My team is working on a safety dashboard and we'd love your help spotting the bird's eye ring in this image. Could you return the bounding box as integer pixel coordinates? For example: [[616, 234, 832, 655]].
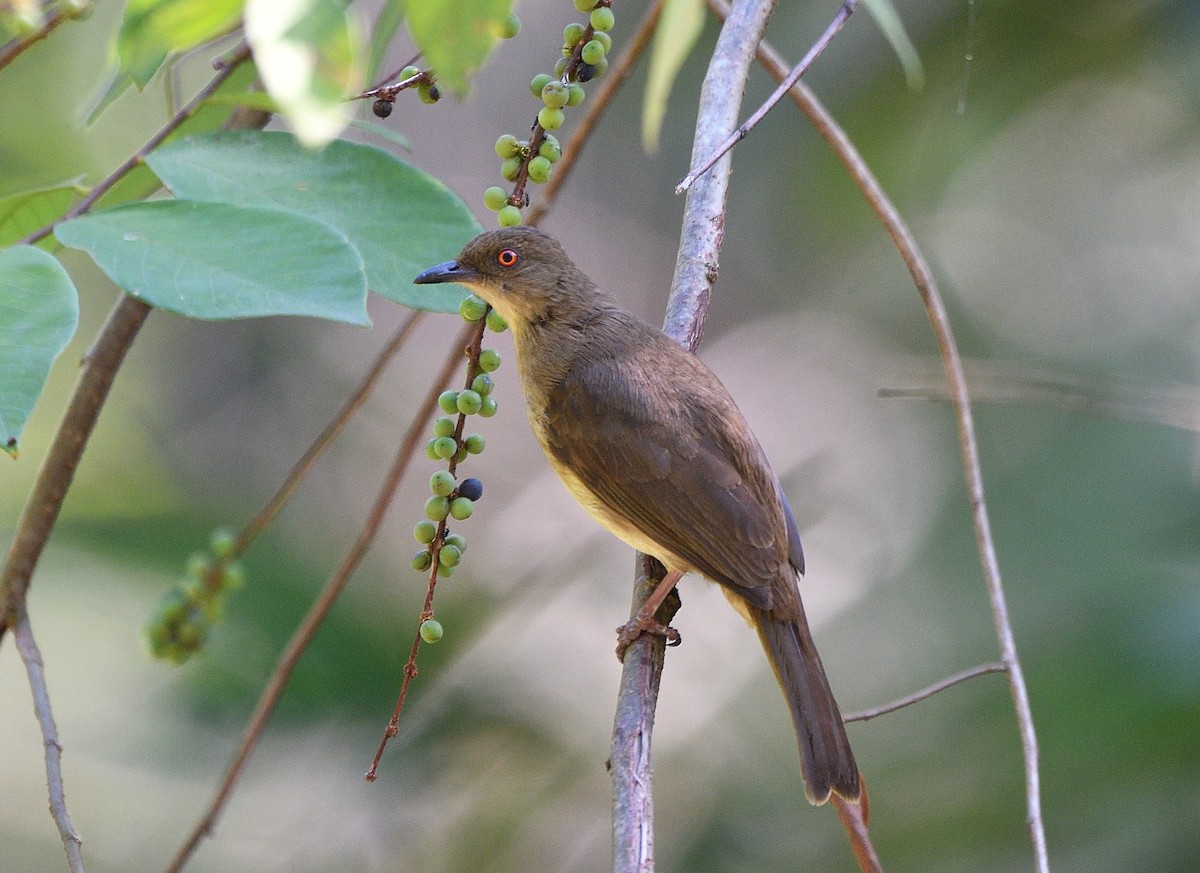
[[496, 249, 519, 268]]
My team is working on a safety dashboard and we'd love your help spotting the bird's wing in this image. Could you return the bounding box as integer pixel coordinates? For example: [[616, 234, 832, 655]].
[[542, 342, 790, 610]]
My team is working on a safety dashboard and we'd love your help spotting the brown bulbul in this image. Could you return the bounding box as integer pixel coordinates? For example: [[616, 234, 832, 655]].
[[414, 226, 860, 805]]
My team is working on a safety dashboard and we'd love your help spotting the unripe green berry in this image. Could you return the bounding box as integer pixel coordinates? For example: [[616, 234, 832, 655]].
[[554, 57, 569, 78], [220, 562, 245, 590], [436, 562, 455, 578], [574, 0, 597, 11], [590, 6, 614, 31], [455, 445, 469, 463], [430, 470, 456, 497], [464, 432, 486, 454], [483, 186, 509, 212], [479, 395, 498, 417], [530, 72, 553, 98], [400, 65, 420, 81], [432, 436, 459, 460], [433, 416, 457, 438], [449, 496, 475, 520], [527, 156, 551, 184], [425, 495, 451, 521], [456, 389, 483, 415], [497, 204, 522, 227], [478, 348, 501, 372], [500, 11, 521, 38], [411, 549, 433, 571], [591, 56, 609, 78], [417, 83, 440, 104], [486, 308, 508, 332], [438, 390, 460, 414], [566, 84, 585, 108], [459, 293, 489, 320], [563, 22, 586, 47], [209, 527, 236, 559], [470, 375, 494, 398], [425, 438, 441, 460], [186, 553, 211, 582], [495, 134, 520, 159], [444, 533, 467, 553], [539, 134, 562, 161], [541, 80, 569, 109], [420, 618, 443, 643], [438, 544, 462, 568], [538, 106, 565, 130], [500, 156, 523, 182], [592, 30, 612, 53], [581, 39, 605, 66], [414, 519, 438, 544]]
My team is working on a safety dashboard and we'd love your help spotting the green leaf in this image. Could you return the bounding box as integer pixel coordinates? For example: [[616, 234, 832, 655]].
[[0, 247, 80, 453], [862, 0, 924, 90], [345, 118, 412, 152], [245, 0, 363, 146], [406, 0, 512, 98], [0, 181, 83, 248], [117, 0, 245, 88], [367, 1, 407, 81], [55, 200, 370, 325], [146, 130, 481, 312], [642, 0, 706, 153]]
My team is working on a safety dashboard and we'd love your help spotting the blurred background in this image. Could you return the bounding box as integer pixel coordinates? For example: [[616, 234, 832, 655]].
[[2, 1, 1199, 871]]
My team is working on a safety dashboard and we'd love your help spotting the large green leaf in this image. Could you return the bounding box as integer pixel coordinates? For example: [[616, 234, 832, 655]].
[[0, 247, 80, 454], [643, 0, 706, 153], [55, 200, 369, 325], [406, 0, 511, 97], [145, 131, 481, 312], [117, 0, 245, 87]]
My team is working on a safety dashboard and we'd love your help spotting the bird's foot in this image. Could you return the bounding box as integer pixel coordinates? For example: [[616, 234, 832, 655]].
[[615, 615, 681, 661]]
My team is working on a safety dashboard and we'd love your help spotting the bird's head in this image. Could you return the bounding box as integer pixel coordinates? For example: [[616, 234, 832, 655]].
[[414, 226, 599, 329]]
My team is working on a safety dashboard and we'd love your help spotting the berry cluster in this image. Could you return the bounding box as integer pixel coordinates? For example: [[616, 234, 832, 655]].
[[408, 295, 509, 642], [482, 0, 616, 226], [371, 65, 441, 118], [146, 528, 245, 663]]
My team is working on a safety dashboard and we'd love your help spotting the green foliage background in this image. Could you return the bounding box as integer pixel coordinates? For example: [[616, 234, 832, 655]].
[[2, 1, 1199, 872]]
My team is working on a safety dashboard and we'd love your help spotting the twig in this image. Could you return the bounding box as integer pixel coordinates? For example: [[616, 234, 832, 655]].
[[165, 321, 474, 873], [0, 5, 70, 73], [612, 4, 776, 872], [843, 662, 1007, 723], [708, 3, 1050, 869], [676, 0, 856, 194], [19, 40, 253, 247], [526, 0, 664, 227], [13, 605, 87, 873]]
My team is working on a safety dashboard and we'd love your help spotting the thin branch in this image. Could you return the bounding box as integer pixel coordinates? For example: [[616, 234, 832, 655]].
[[165, 321, 474, 873], [676, 0, 856, 194], [0, 4, 70, 73], [13, 605, 87, 873], [843, 662, 1007, 723], [613, 4, 777, 872], [708, 3, 1050, 869], [526, 0, 664, 228]]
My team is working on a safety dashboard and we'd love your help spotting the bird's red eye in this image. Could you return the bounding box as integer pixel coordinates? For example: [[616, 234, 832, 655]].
[[497, 248, 519, 268]]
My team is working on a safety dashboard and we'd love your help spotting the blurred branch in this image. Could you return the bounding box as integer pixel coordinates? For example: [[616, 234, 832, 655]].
[[13, 605, 87, 873], [844, 662, 1007, 723], [706, 2, 1050, 869], [613, 3, 777, 872], [165, 321, 474, 873], [0, 3, 71, 73]]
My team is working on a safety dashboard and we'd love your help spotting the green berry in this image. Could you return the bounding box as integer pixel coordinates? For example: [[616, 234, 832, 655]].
[[219, 562, 245, 590], [500, 11, 521, 38], [497, 204, 522, 227], [455, 445, 469, 463], [592, 30, 612, 53], [538, 106, 565, 130], [433, 436, 459, 460], [425, 438, 441, 460], [530, 72, 553, 98], [470, 374, 494, 396], [563, 22, 586, 46], [479, 396, 498, 417], [554, 57, 569, 78], [483, 186, 509, 212], [430, 470, 457, 497], [459, 293, 489, 321], [433, 416, 456, 438], [591, 56, 609, 79], [495, 134, 520, 159], [590, 7, 614, 31], [436, 562, 455, 578], [411, 549, 433, 571], [541, 81, 569, 109], [581, 39, 605, 66], [438, 544, 462, 568], [209, 527, 236, 559], [565, 84, 585, 108], [574, 0, 597, 11], [464, 432, 486, 454], [444, 533, 467, 553], [400, 65, 420, 81], [449, 496, 475, 520], [527, 155, 551, 184], [425, 495, 451, 521], [438, 390, 460, 414], [186, 553, 211, 582], [419, 618, 443, 643], [456, 389, 483, 415], [500, 156, 523, 182], [539, 134, 562, 161], [417, 83, 440, 104], [485, 310, 508, 334], [478, 348, 501, 372], [414, 519, 438, 543]]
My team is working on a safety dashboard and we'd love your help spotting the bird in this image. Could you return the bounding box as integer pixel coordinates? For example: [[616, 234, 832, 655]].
[[414, 225, 860, 805]]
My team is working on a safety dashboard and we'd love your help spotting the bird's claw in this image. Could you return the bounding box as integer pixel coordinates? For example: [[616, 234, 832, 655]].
[[615, 616, 681, 661]]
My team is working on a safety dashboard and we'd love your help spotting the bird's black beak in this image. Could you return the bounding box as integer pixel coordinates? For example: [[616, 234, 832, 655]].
[[414, 260, 477, 285]]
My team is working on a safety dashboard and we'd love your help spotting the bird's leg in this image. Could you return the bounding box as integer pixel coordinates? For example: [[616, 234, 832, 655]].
[[615, 568, 684, 661]]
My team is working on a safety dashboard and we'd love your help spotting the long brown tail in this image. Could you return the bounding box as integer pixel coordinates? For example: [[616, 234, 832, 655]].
[[752, 603, 860, 805]]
